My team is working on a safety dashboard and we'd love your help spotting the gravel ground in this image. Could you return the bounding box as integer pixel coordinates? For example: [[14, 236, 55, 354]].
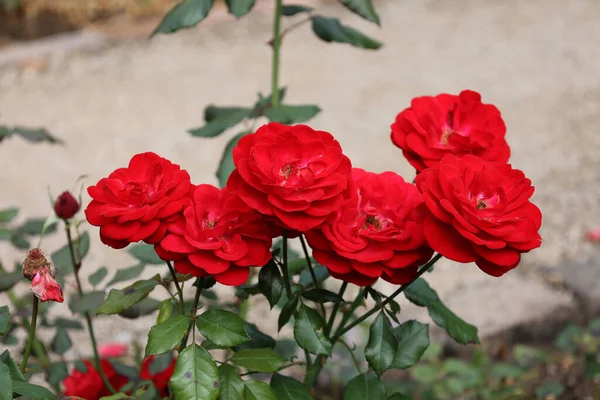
[[1, 0, 599, 363]]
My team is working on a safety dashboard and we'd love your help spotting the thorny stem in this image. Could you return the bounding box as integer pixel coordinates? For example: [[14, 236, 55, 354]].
[[324, 281, 347, 337], [267, 14, 312, 46], [166, 260, 185, 313], [299, 234, 326, 317], [240, 361, 305, 376], [65, 224, 116, 394], [270, 0, 283, 107], [337, 338, 362, 374], [20, 295, 38, 373], [332, 254, 443, 342], [281, 230, 293, 298]]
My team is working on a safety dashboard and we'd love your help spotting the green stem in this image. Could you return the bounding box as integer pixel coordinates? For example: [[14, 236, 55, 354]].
[[332, 254, 442, 342], [180, 278, 204, 350], [299, 234, 326, 317], [65, 225, 116, 394], [166, 261, 185, 313], [20, 295, 38, 373], [337, 338, 362, 374], [281, 231, 293, 298], [324, 281, 347, 337], [270, 0, 283, 107]]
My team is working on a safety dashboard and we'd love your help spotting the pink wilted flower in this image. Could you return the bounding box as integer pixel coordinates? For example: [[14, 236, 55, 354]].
[[23, 248, 64, 303], [586, 228, 600, 242], [98, 343, 128, 358]]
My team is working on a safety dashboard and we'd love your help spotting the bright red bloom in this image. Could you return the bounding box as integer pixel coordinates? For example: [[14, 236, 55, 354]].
[[391, 90, 510, 172], [62, 360, 128, 400], [30, 269, 64, 303], [227, 122, 353, 232], [155, 184, 272, 286], [85, 152, 192, 249], [54, 191, 80, 220], [140, 356, 176, 397], [305, 168, 433, 286], [98, 343, 128, 358], [585, 228, 600, 242], [416, 155, 542, 276]]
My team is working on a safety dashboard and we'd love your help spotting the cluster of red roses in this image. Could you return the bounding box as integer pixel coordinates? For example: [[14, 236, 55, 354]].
[[85, 90, 541, 288]]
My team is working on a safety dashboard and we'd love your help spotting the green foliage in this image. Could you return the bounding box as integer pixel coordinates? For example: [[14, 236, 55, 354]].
[[365, 312, 397, 376], [344, 374, 387, 399], [50, 329, 72, 355], [0, 126, 62, 144], [301, 288, 344, 303], [226, 0, 255, 18], [217, 131, 247, 188], [311, 16, 382, 50], [170, 344, 220, 399], [88, 267, 108, 286], [196, 309, 249, 347], [152, 0, 214, 36], [107, 263, 145, 286], [270, 374, 313, 400], [231, 348, 287, 373], [259, 260, 283, 309], [282, 5, 312, 16], [97, 276, 160, 315], [244, 379, 277, 400], [263, 105, 321, 124], [218, 364, 244, 400], [128, 244, 164, 265], [0, 306, 9, 336], [340, 0, 380, 25], [294, 304, 331, 355], [145, 315, 190, 356], [68, 290, 105, 316]]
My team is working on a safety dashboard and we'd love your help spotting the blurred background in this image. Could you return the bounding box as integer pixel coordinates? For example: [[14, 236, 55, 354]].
[[1, 0, 600, 398]]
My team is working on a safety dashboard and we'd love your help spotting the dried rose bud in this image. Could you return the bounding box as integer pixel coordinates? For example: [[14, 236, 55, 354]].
[[22, 248, 52, 280], [54, 191, 80, 220], [30, 269, 64, 303]]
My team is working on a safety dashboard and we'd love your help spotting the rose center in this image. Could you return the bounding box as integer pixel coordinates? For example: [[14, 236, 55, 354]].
[[203, 218, 217, 229], [365, 215, 383, 230], [119, 182, 150, 206], [280, 164, 296, 179], [476, 200, 488, 210]]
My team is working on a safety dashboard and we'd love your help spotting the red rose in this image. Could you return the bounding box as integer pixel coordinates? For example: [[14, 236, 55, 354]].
[[155, 184, 272, 286], [227, 122, 353, 232], [85, 152, 192, 249], [416, 155, 542, 276], [140, 356, 176, 397], [54, 191, 80, 220], [306, 168, 433, 286], [62, 360, 128, 400], [391, 90, 510, 172]]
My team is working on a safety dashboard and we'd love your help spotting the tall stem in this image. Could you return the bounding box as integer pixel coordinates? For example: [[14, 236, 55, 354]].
[[324, 281, 347, 337], [281, 230, 293, 298], [332, 254, 442, 342], [271, 0, 283, 106], [299, 234, 326, 317], [166, 261, 185, 313], [65, 225, 116, 394], [20, 295, 38, 373]]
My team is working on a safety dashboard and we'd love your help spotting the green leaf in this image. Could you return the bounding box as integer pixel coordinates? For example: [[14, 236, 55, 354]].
[[294, 304, 331, 355], [391, 320, 430, 369], [13, 127, 62, 144], [404, 278, 479, 345], [555, 324, 583, 351], [10, 234, 29, 249], [196, 309, 249, 347], [282, 4, 313, 16], [365, 312, 397, 376], [145, 315, 190, 357], [204, 106, 250, 122], [311, 16, 382, 50], [19, 218, 57, 235], [74, 360, 88, 373], [89, 267, 108, 286], [340, 0, 380, 25], [298, 265, 329, 287], [0, 228, 11, 240], [278, 296, 299, 332], [107, 263, 145, 286], [343, 374, 387, 400], [152, 0, 215, 36], [270, 374, 312, 400], [128, 244, 164, 265], [11, 380, 55, 399], [69, 290, 105, 316], [235, 322, 276, 350], [216, 131, 247, 188], [0, 350, 24, 382], [189, 109, 250, 138], [46, 361, 68, 386], [259, 260, 283, 309], [231, 348, 287, 373], [410, 364, 437, 384], [253, 88, 287, 112], [218, 364, 244, 400], [226, 0, 255, 18], [0, 271, 22, 292], [97, 277, 160, 315], [0, 207, 18, 223], [119, 297, 161, 319], [53, 317, 83, 330], [264, 105, 321, 124], [387, 394, 411, 400], [244, 379, 277, 400], [53, 231, 90, 282], [0, 363, 11, 400], [0, 126, 11, 138], [535, 382, 564, 399], [0, 306, 9, 336], [302, 288, 344, 303], [157, 299, 174, 325], [169, 344, 220, 399], [51, 329, 72, 355]]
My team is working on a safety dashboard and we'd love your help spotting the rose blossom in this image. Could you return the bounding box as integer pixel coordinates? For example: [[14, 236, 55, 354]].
[[391, 90, 510, 172], [98, 343, 128, 358], [85, 152, 192, 249], [62, 360, 128, 400], [305, 168, 433, 286], [140, 356, 177, 397], [155, 184, 272, 286], [227, 122, 353, 233], [416, 155, 542, 276], [54, 191, 80, 220]]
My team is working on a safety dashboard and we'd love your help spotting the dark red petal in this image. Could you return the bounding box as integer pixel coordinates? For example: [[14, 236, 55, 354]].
[[423, 215, 476, 263], [214, 267, 250, 286]]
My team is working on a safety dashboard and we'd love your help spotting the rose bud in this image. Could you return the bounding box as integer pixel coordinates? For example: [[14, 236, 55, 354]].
[[22, 248, 52, 280], [54, 191, 80, 220]]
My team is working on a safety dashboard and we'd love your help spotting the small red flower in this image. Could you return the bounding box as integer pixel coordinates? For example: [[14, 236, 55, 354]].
[[585, 228, 600, 242], [98, 343, 128, 358], [391, 90, 510, 172], [416, 155, 542, 276], [227, 122, 353, 233], [62, 360, 128, 400], [306, 168, 433, 286], [140, 356, 176, 397], [85, 152, 192, 249], [54, 191, 81, 220], [155, 184, 272, 286]]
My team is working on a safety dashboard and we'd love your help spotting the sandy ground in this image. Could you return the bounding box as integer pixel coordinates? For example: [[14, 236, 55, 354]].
[[1, 0, 600, 363]]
